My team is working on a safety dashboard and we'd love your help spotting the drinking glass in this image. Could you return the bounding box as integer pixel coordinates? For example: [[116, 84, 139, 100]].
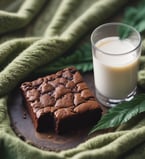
[[91, 23, 141, 107]]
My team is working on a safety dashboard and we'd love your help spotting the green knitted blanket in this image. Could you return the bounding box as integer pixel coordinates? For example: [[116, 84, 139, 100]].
[[1, 0, 145, 158]]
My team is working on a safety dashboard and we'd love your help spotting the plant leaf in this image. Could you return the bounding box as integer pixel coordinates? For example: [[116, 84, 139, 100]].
[[35, 43, 93, 75], [135, 20, 145, 33], [120, 0, 145, 39], [89, 94, 145, 134]]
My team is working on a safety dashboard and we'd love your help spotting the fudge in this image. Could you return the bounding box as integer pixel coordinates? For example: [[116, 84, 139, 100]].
[[20, 67, 102, 134]]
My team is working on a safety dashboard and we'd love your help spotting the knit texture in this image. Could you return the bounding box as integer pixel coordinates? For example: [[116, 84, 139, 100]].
[[1, 0, 145, 159]]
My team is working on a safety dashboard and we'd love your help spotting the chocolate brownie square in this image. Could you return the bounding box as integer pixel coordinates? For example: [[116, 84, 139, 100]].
[[20, 67, 102, 134]]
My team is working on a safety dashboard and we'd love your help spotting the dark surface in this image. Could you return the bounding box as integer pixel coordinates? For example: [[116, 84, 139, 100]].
[[8, 71, 107, 151]]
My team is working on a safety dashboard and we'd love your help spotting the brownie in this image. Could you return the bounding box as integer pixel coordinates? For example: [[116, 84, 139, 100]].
[[20, 67, 102, 134]]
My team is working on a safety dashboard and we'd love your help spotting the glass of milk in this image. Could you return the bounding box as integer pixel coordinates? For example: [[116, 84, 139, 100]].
[[91, 23, 141, 107]]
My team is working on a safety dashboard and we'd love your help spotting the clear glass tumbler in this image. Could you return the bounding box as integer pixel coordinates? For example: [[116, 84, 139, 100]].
[[91, 23, 141, 107]]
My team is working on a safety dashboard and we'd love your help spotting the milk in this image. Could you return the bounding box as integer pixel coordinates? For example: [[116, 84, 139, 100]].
[[93, 36, 139, 99]]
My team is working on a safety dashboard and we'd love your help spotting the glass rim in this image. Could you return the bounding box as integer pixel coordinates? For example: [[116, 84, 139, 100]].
[[91, 22, 141, 56]]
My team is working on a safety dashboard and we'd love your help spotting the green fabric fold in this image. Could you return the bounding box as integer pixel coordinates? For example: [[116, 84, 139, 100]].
[[1, 0, 145, 159], [0, 0, 46, 34]]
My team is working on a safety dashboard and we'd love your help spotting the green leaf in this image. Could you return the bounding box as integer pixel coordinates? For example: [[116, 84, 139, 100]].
[[135, 20, 145, 33], [35, 43, 93, 75], [120, 0, 145, 39], [89, 94, 145, 134]]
